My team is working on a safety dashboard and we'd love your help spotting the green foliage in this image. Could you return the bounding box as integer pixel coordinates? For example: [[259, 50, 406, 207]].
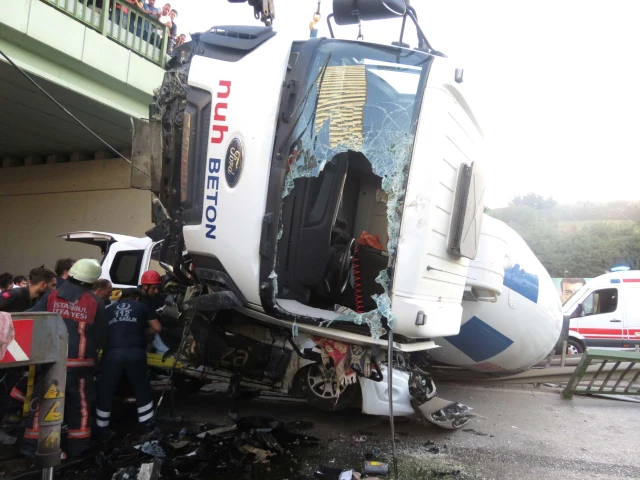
[[510, 193, 557, 209], [489, 198, 640, 277]]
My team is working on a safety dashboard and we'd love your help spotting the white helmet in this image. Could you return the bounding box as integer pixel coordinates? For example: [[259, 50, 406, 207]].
[[68, 259, 102, 284]]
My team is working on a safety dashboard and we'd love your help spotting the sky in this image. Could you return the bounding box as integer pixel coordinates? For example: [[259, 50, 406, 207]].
[[168, 0, 640, 208]]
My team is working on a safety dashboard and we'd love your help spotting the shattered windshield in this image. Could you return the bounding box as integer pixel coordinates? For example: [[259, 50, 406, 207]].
[[284, 41, 429, 194], [277, 41, 431, 338]]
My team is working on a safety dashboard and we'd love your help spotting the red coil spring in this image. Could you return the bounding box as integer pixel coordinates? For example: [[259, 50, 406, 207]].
[[353, 246, 365, 313]]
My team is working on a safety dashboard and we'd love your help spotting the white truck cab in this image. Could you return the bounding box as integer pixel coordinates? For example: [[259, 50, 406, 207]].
[[54, 1, 492, 429], [563, 271, 640, 353]]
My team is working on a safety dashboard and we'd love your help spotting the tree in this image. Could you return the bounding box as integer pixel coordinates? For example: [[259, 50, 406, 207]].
[[491, 197, 640, 277], [510, 193, 557, 210]]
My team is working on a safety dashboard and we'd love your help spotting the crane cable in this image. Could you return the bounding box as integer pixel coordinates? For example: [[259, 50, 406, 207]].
[[0, 47, 149, 177]]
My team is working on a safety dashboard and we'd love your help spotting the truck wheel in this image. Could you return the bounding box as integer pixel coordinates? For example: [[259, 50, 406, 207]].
[[567, 338, 585, 355], [298, 363, 360, 412]]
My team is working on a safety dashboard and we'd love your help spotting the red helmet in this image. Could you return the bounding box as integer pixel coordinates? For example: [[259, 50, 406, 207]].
[[140, 270, 162, 285]]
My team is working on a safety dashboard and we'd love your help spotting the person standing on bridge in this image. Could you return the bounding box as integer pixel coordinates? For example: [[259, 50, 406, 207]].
[[23, 259, 106, 458], [95, 288, 162, 440]]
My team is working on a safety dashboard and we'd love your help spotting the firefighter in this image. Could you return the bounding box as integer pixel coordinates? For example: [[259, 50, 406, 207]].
[[95, 288, 162, 440], [22, 258, 105, 458]]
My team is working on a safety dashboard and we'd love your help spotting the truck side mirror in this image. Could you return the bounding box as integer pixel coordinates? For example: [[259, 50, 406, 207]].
[[448, 161, 485, 260], [333, 0, 407, 25]]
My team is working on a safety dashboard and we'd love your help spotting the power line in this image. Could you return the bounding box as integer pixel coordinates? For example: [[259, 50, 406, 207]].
[[0, 47, 150, 177]]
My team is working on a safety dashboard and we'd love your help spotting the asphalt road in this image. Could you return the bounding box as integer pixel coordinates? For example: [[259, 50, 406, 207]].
[[1, 382, 638, 479], [168, 382, 640, 480]]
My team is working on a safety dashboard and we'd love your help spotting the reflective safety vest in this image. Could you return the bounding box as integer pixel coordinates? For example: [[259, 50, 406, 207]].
[[47, 290, 98, 368]]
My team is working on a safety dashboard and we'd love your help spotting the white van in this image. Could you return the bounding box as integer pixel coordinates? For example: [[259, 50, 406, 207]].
[[56, 231, 164, 290], [563, 271, 640, 353]]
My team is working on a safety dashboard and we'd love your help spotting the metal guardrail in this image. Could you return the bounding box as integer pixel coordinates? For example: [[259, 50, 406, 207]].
[[427, 349, 640, 387], [42, 0, 168, 67], [0, 313, 69, 476], [562, 348, 640, 399]]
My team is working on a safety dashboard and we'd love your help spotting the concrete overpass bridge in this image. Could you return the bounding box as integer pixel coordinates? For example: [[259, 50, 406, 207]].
[[0, 0, 171, 273]]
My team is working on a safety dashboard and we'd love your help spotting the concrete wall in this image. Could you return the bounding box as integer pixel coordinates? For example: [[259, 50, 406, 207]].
[[0, 159, 153, 275]]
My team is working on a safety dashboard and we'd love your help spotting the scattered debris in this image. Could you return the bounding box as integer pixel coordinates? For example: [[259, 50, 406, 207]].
[[237, 444, 274, 463], [196, 424, 237, 439], [363, 460, 390, 475], [462, 428, 489, 437], [137, 459, 161, 480], [315, 466, 348, 479], [424, 440, 440, 454], [0, 431, 17, 445], [111, 466, 140, 479], [312, 468, 362, 480], [139, 441, 166, 458], [162, 438, 192, 455]]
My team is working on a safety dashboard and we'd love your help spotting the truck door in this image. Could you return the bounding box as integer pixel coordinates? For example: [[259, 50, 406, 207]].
[[102, 242, 145, 290], [622, 284, 640, 349], [575, 287, 623, 349]]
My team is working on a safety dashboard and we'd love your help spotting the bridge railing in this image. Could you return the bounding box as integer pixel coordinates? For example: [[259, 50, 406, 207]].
[[42, 0, 168, 67]]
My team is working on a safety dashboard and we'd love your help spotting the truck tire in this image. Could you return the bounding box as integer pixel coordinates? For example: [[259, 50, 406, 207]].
[[567, 338, 585, 355], [298, 363, 360, 412]]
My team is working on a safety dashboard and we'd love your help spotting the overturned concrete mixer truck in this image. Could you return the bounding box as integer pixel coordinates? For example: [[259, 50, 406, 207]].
[[76, 1, 494, 429]]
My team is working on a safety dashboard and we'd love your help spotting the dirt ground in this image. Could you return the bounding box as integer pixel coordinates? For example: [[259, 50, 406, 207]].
[[1, 382, 639, 480]]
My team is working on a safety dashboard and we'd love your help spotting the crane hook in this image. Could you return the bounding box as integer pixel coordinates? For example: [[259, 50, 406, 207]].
[[310, 0, 322, 37]]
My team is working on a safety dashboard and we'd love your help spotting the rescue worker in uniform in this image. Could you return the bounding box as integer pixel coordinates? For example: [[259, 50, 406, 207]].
[[139, 270, 171, 354], [23, 259, 105, 458], [139, 270, 166, 312], [95, 288, 162, 439]]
